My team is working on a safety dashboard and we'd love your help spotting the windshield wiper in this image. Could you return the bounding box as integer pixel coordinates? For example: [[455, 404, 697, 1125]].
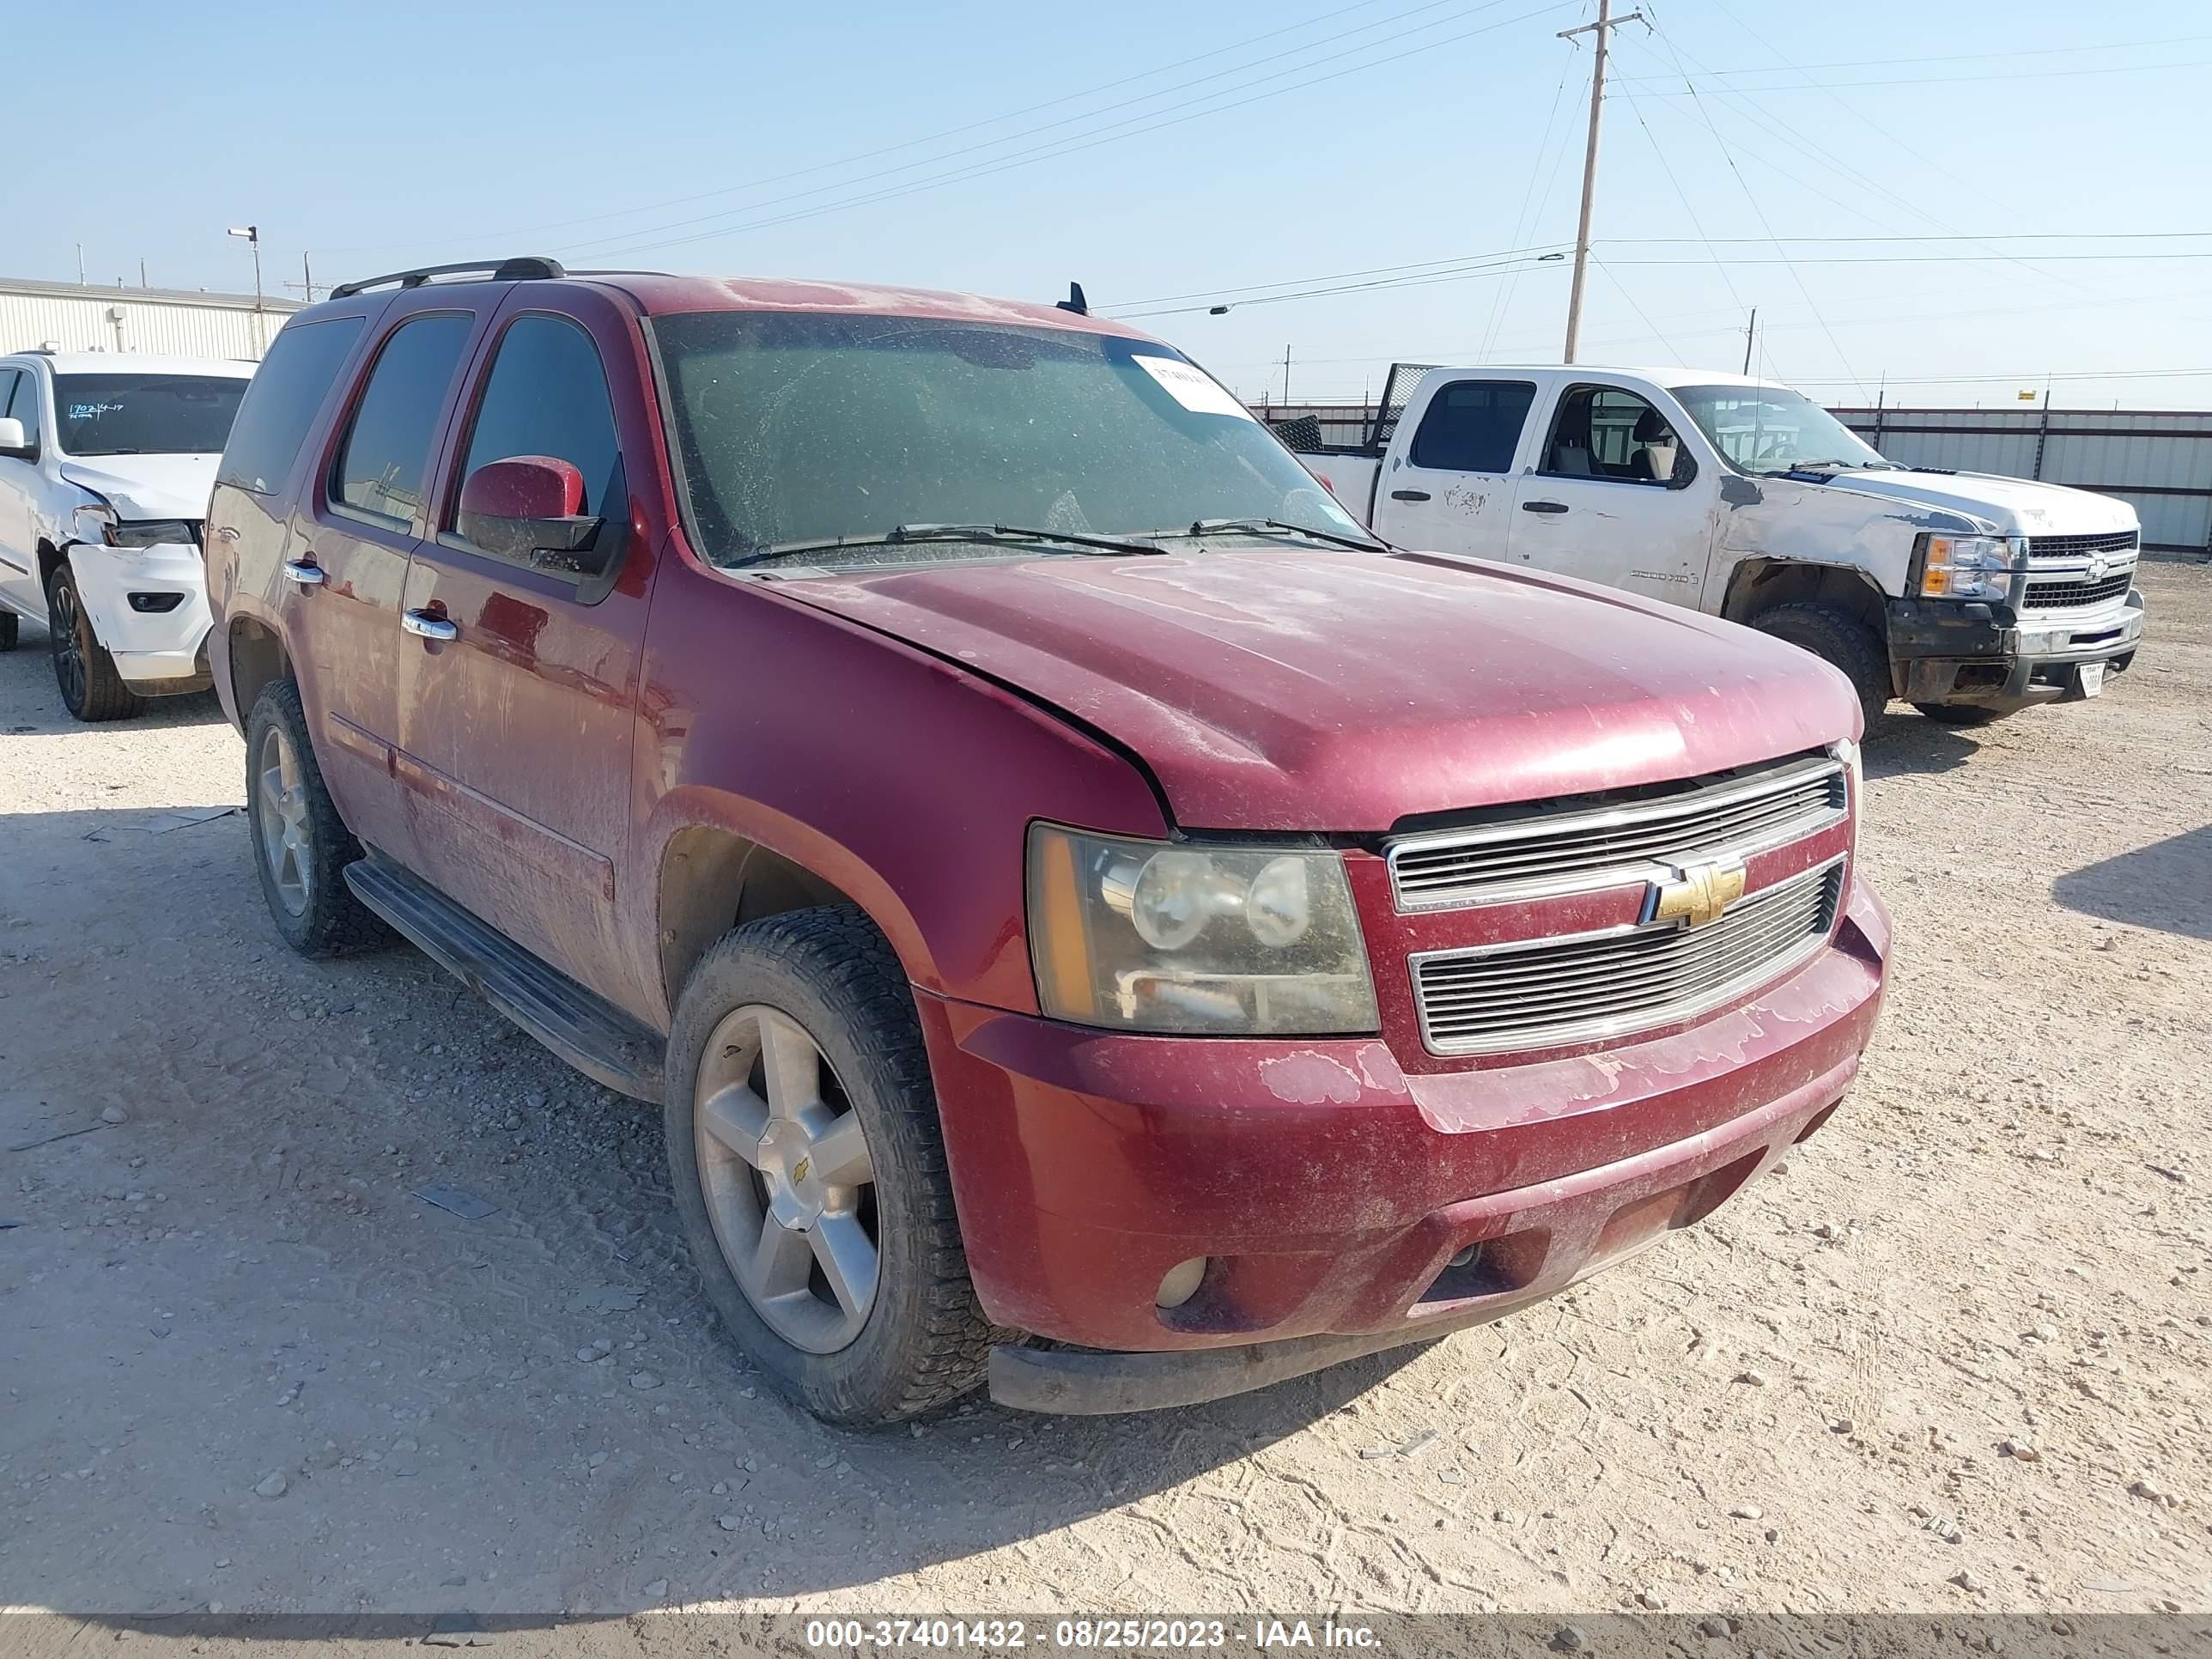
[[737, 523, 1167, 567], [1167, 518, 1390, 553]]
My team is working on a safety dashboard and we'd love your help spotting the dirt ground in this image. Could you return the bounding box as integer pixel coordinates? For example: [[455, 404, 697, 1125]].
[[2, 565, 2208, 1643]]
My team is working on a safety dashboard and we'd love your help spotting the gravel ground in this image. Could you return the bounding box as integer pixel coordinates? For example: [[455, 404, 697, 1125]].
[[1, 567, 2207, 1644]]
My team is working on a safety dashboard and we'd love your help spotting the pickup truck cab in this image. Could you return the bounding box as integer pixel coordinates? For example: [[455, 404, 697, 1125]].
[[0, 351, 253, 719], [206, 261, 1887, 1423], [1291, 365, 2145, 726]]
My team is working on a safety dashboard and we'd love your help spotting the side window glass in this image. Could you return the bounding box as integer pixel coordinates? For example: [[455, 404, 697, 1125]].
[[449, 316, 622, 549], [0, 372, 18, 439], [1542, 386, 1681, 485], [1408, 380, 1535, 473], [219, 317, 366, 495], [8, 370, 44, 448], [333, 313, 475, 525]]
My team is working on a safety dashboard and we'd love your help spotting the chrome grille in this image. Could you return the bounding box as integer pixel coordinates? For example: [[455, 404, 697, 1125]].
[[1387, 756, 1845, 910], [2022, 569, 2133, 611], [1411, 859, 1845, 1055], [2026, 530, 2136, 562]]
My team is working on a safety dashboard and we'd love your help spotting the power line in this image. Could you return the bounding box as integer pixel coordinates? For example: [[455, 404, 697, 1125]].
[[1611, 29, 2212, 82], [1630, 55, 2212, 94]]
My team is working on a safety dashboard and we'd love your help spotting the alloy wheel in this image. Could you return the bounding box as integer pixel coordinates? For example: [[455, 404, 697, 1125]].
[[692, 1005, 879, 1354], [49, 577, 85, 710], [255, 724, 312, 917]]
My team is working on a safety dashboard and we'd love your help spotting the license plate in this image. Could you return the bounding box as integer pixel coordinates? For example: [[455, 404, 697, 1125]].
[[2078, 662, 2106, 697]]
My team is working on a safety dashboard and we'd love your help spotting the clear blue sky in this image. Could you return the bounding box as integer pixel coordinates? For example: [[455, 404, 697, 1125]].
[[15, 0, 2211, 408]]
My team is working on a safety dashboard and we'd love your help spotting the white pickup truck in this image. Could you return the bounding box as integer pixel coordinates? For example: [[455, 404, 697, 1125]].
[[1286, 364, 2145, 726]]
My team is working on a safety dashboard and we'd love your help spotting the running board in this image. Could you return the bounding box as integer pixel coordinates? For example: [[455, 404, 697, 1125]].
[[343, 858, 665, 1102]]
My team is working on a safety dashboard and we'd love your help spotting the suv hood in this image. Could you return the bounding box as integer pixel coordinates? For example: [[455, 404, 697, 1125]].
[[769, 546, 1858, 831], [1808, 467, 2136, 538], [59, 455, 219, 523]]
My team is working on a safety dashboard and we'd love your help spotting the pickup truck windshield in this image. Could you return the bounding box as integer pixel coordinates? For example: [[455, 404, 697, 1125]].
[[53, 374, 247, 458], [1671, 385, 1887, 477], [652, 313, 1364, 562]]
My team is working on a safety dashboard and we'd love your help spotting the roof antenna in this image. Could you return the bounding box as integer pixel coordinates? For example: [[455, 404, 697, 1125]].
[[1056, 282, 1088, 316]]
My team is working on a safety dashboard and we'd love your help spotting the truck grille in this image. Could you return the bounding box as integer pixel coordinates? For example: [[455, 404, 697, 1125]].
[[1410, 859, 1845, 1055], [2026, 530, 2136, 562], [2022, 569, 2133, 611], [1386, 756, 1845, 909]]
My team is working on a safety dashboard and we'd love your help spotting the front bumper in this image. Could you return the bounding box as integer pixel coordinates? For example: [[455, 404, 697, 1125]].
[[65, 540, 214, 694], [922, 875, 1890, 1412], [1887, 592, 2143, 708]]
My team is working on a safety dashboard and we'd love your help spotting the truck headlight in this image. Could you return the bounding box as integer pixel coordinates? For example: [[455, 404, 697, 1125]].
[[1914, 532, 2017, 603], [1026, 825, 1379, 1035]]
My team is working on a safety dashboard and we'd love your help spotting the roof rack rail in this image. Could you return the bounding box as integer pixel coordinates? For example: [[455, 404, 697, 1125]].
[[329, 257, 566, 301]]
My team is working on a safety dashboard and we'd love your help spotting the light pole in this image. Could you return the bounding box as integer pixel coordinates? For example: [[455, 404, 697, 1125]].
[[228, 225, 264, 354]]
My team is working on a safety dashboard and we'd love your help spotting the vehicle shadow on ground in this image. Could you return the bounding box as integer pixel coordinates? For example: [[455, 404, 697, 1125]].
[[1863, 710, 1980, 778], [2053, 823, 2212, 942], [1, 615, 229, 735], [3, 802, 1439, 1626]]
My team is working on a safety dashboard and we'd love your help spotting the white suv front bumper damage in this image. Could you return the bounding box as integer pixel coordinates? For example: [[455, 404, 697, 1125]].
[[65, 539, 215, 694]]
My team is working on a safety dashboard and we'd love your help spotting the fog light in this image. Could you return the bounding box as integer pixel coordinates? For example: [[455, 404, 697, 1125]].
[[1154, 1257, 1208, 1309], [127, 592, 185, 613]]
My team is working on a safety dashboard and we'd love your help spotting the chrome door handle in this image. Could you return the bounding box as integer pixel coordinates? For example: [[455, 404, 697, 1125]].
[[281, 559, 325, 585], [215, 526, 240, 544], [401, 609, 459, 642]]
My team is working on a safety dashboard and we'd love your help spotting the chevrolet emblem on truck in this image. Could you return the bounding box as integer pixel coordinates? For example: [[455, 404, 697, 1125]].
[[1650, 858, 1748, 927]]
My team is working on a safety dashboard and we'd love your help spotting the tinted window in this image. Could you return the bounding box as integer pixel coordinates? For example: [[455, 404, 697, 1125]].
[[6, 368, 42, 448], [1541, 386, 1684, 484], [218, 318, 366, 494], [453, 316, 621, 530], [54, 374, 245, 457], [1408, 380, 1535, 473], [333, 313, 475, 525]]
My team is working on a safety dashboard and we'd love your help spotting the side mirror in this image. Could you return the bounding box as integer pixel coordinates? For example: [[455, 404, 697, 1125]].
[[0, 416, 31, 459], [457, 455, 607, 575]]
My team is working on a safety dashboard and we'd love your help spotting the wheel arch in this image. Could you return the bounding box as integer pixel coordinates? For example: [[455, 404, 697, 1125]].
[[226, 616, 292, 733], [1721, 556, 1890, 639]]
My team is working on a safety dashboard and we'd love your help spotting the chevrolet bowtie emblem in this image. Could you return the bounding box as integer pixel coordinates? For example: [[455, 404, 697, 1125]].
[[1650, 858, 1747, 927]]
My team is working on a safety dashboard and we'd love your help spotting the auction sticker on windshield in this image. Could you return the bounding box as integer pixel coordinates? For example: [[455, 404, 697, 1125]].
[[1133, 355, 1256, 421]]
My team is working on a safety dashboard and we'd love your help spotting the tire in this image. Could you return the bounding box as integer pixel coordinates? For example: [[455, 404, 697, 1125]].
[[1750, 601, 1889, 731], [244, 678, 388, 957], [665, 907, 990, 1425], [46, 562, 142, 721], [0, 610, 17, 651], [1912, 702, 2014, 727]]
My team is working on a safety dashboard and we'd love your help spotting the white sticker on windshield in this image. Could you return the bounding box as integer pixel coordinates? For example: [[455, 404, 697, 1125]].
[[1133, 355, 1256, 422]]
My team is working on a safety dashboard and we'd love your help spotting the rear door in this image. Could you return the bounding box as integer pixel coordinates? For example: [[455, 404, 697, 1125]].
[[1506, 380, 1717, 605], [1373, 376, 1539, 558], [392, 288, 659, 993], [289, 298, 491, 865]]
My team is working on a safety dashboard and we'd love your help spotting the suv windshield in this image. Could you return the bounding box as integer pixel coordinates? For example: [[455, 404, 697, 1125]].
[[651, 313, 1365, 562], [1670, 384, 1887, 477], [54, 373, 248, 458]]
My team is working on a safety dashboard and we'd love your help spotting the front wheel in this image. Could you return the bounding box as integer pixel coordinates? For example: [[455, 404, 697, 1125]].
[[1913, 702, 2014, 727], [47, 562, 142, 721], [1750, 601, 1889, 732], [665, 908, 989, 1425]]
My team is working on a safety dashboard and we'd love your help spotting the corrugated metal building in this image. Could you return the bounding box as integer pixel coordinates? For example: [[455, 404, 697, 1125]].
[[0, 276, 302, 361]]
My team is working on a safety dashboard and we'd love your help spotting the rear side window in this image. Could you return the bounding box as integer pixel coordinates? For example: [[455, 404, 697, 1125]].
[[450, 315, 622, 533], [218, 317, 365, 494], [333, 313, 475, 525], [1408, 380, 1534, 473]]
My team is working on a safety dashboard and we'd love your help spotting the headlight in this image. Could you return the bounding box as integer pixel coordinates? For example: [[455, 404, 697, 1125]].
[[1914, 532, 2017, 603], [1026, 825, 1379, 1035], [70, 502, 198, 550]]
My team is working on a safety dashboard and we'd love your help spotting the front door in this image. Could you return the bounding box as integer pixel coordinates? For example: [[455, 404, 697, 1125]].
[[393, 295, 657, 1000], [1506, 382, 1717, 606], [0, 369, 46, 617], [290, 303, 489, 866], [1374, 376, 1537, 560]]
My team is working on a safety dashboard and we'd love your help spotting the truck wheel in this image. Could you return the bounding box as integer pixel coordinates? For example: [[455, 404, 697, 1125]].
[[1912, 702, 2013, 727], [1750, 601, 1888, 730], [47, 562, 143, 721], [244, 679, 387, 957], [0, 611, 17, 651], [665, 908, 989, 1425]]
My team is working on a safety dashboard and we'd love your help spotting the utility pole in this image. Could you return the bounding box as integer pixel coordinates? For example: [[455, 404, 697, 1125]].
[[1741, 307, 1758, 375], [76, 244, 85, 286], [140, 259, 149, 289], [1282, 344, 1293, 406], [283, 252, 324, 305], [228, 225, 264, 353], [1559, 0, 1644, 363]]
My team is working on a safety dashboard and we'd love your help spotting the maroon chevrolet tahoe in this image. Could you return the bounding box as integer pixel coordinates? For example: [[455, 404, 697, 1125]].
[[204, 258, 1890, 1425]]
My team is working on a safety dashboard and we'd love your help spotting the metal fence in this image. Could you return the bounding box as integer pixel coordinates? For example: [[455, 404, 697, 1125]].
[[1258, 394, 2212, 556]]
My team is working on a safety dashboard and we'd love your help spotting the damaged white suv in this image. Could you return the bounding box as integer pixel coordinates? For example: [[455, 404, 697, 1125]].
[[0, 351, 253, 720]]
